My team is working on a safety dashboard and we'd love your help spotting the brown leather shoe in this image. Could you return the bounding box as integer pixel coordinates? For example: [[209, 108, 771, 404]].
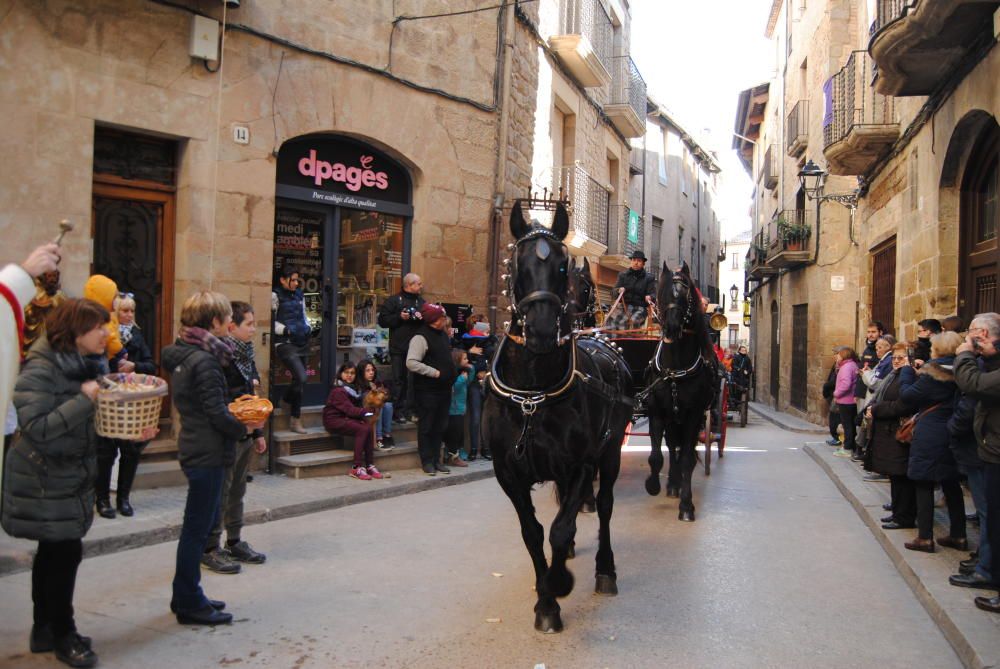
[[937, 536, 969, 551], [974, 595, 1000, 612], [904, 537, 935, 553]]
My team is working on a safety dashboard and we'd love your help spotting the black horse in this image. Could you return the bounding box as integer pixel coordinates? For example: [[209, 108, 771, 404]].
[[482, 202, 633, 633], [642, 262, 718, 522]]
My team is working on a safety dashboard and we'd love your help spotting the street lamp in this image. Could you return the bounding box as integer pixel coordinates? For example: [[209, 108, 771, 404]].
[[729, 283, 739, 304], [798, 159, 859, 209]]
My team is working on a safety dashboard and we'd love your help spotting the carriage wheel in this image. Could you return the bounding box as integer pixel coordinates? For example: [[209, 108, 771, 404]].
[[703, 409, 712, 476]]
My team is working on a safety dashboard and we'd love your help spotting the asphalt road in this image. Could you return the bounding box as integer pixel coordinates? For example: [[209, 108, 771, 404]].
[[0, 415, 962, 668]]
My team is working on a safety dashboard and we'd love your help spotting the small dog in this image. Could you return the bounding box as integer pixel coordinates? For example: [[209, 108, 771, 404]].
[[363, 387, 389, 411]]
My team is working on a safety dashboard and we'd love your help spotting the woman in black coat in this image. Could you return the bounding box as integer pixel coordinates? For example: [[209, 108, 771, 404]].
[[1, 299, 111, 667], [868, 344, 918, 529], [896, 332, 966, 553], [94, 294, 159, 519]]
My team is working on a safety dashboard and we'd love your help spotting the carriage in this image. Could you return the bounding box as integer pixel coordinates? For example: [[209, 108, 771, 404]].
[[601, 314, 731, 475]]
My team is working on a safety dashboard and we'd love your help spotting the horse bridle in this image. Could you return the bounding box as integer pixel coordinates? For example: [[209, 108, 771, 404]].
[[658, 272, 696, 335], [567, 268, 597, 328], [503, 227, 571, 342]]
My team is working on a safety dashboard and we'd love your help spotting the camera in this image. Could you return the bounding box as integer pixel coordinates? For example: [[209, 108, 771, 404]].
[[402, 306, 421, 319]]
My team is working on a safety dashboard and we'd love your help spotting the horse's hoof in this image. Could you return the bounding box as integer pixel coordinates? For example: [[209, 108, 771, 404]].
[[644, 476, 661, 496], [595, 574, 618, 596], [678, 509, 696, 522], [534, 612, 563, 633], [580, 501, 597, 514], [666, 486, 680, 498]]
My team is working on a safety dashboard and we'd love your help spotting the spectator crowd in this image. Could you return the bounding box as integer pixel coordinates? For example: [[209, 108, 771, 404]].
[[824, 314, 1000, 615]]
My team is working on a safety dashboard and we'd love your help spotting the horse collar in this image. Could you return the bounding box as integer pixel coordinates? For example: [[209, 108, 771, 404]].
[[651, 338, 705, 379], [486, 336, 581, 416]]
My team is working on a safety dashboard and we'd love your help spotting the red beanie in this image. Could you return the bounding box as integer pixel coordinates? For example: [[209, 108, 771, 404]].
[[420, 303, 446, 325]]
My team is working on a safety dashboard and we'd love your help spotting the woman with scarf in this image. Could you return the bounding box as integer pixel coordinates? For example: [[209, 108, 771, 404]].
[[162, 292, 264, 626], [323, 362, 383, 480], [201, 301, 267, 574], [94, 293, 157, 519], [867, 343, 918, 528], [2, 298, 111, 667]]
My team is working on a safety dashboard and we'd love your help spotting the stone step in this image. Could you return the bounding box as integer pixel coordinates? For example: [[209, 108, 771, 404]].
[[276, 443, 421, 479], [133, 460, 185, 490]]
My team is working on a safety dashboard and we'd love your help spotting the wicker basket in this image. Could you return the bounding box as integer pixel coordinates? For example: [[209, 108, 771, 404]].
[[94, 373, 168, 440], [228, 394, 274, 425]]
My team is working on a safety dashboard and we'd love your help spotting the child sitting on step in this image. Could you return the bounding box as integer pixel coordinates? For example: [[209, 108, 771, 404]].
[[322, 362, 383, 480]]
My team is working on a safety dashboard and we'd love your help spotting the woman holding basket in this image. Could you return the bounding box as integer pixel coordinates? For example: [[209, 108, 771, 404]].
[[2, 298, 152, 667]]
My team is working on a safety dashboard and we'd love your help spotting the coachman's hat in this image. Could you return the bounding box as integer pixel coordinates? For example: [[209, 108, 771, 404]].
[[628, 250, 648, 261]]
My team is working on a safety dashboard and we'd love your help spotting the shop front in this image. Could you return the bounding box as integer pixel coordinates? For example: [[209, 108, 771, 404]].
[[270, 134, 413, 405]]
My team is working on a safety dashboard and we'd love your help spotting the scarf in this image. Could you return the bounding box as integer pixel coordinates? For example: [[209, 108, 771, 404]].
[[179, 326, 233, 366], [119, 322, 135, 346], [335, 380, 361, 400], [227, 336, 256, 384]]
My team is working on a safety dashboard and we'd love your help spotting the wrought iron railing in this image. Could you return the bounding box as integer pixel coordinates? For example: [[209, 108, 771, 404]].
[[769, 208, 816, 253], [559, 0, 613, 74], [869, 0, 914, 37], [607, 204, 643, 257], [785, 99, 809, 155], [750, 230, 770, 265], [761, 144, 778, 189], [552, 164, 610, 246], [823, 50, 897, 149], [609, 55, 646, 121]]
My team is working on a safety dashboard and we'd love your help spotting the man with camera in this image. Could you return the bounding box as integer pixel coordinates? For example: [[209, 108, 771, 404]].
[[377, 273, 426, 423], [954, 312, 1000, 612]]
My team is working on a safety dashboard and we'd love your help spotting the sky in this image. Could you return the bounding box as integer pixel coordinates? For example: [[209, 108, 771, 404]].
[[629, 0, 776, 239]]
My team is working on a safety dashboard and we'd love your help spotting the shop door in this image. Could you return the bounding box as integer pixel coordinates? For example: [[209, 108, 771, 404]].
[[92, 184, 175, 381]]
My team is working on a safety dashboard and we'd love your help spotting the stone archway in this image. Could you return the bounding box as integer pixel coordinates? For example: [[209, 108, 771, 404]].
[[940, 111, 1000, 323]]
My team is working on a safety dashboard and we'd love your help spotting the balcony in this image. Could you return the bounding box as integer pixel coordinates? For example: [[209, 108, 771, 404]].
[[603, 205, 644, 269], [549, 0, 613, 88], [869, 0, 1000, 96], [628, 146, 644, 175], [747, 231, 779, 280], [605, 56, 647, 138], [823, 51, 899, 175], [761, 144, 778, 190], [550, 163, 610, 256], [786, 100, 809, 157], [767, 209, 815, 268]]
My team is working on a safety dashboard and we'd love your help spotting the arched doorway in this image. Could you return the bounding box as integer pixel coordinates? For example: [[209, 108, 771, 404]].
[[769, 300, 780, 405], [941, 112, 999, 324], [270, 134, 413, 405]]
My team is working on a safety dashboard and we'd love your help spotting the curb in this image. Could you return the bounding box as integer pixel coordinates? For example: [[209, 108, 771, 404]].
[[0, 467, 495, 577], [804, 443, 995, 669], [748, 403, 828, 435]]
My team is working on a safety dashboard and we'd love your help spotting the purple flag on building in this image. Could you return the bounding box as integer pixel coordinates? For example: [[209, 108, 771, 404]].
[[823, 77, 834, 127]]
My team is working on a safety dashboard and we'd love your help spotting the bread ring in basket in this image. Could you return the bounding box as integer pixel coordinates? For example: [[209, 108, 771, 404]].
[[228, 394, 274, 425]]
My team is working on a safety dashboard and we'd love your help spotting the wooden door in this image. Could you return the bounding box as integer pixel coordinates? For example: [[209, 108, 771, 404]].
[[769, 300, 780, 405], [959, 125, 1000, 323], [91, 182, 176, 376]]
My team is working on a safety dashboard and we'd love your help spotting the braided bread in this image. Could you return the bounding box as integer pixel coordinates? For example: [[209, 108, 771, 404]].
[[228, 395, 274, 424]]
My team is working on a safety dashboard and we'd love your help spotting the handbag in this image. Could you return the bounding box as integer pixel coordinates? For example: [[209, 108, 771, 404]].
[[896, 403, 942, 444]]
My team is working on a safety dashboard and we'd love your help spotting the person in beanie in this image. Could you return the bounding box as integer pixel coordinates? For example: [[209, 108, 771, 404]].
[[406, 303, 457, 475], [609, 250, 656, 330], [201, 300, 268, 574], [377, 273, 426, 423]]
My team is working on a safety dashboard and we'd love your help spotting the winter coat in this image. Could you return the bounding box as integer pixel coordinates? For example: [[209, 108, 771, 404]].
[[116, 326, 157, 375], [948, 390, 982, 473], [855, 341, 878, 398], [869, 366, 916, 477], [834, 359, 859, 405], [613, 268, 656, 308], [1, 337, 100, 542], [898, 357, 959, 482], [377, 291, 426, 354], [161, 341, 247, 469], [450, 371, 470, 416], [273, 286, 311, 347], [822, 362, 838, 402], [912, 337, 932, 364], [322, 382, 368, 434], [953, 350, 1000, 465]]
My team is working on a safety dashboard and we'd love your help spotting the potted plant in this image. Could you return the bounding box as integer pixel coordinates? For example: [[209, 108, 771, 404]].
[[777, 216, 811, 251]]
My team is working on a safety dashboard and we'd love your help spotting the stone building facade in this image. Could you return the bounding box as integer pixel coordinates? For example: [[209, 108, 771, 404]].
[[735, 0, 999, 424]]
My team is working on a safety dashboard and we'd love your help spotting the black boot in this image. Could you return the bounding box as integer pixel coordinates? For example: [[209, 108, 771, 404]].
[[54, 632, 98, 668], [116, 447, 140, 518], [95, 498, 116, 519]]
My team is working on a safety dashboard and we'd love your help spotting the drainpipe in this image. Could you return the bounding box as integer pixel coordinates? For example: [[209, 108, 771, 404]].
[[488, 1, 515, 332]]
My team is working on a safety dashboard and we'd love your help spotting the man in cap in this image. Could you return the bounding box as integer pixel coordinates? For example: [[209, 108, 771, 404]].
[[609, 250, 656, 330], [406, 303, 458, 476]]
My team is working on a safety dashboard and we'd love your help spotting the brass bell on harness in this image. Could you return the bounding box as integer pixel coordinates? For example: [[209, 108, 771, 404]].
[[507, 243, 516, 251], [501, 274, 510, 281], [501, 289, 509, 297]]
